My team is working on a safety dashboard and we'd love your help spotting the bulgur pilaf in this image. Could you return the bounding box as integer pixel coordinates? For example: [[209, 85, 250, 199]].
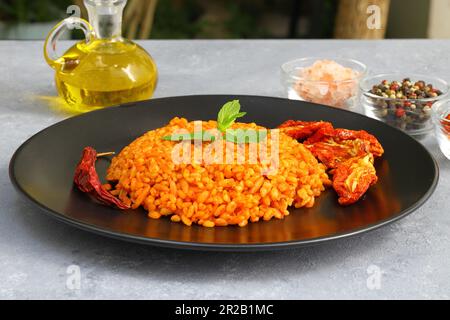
[[105, 117, 330, 227]]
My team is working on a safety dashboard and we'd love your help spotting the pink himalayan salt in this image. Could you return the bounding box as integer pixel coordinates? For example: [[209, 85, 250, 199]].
[[294, 60, 360, 108]]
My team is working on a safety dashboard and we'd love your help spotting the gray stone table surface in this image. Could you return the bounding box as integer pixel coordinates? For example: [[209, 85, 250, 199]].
[[0, 40, 449, 299]]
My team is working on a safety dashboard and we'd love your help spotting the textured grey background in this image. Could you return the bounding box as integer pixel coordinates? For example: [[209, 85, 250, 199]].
[[0, 40, 449, 299]]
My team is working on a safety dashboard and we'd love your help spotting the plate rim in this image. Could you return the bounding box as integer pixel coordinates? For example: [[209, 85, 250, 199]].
[[8, 94, 440, 251]]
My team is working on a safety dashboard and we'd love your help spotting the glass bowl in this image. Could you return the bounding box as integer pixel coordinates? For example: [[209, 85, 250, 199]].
[[280, 57, 367, 110], [360, 73, 449, 138], [432, 99, 450, 160]]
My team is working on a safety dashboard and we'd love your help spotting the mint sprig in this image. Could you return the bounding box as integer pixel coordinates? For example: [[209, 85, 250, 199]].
[[162, 99, 269, 144]]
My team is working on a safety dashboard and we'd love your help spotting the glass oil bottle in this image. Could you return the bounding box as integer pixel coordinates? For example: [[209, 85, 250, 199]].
[[44, 0, 158, 111]]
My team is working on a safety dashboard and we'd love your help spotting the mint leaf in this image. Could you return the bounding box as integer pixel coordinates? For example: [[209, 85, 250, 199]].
[[217, 100, 244, 132], [225, 130, 267, 143], [162, 133, 194, 141], [162, 131, 217, 142], [218, 100, 240, 123]]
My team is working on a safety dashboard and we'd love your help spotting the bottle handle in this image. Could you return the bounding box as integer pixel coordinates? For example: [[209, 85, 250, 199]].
[[44, 17, 94, 69]]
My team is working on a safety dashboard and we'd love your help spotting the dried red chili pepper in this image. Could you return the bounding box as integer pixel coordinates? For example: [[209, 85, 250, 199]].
[[74, 147, 129, 210]]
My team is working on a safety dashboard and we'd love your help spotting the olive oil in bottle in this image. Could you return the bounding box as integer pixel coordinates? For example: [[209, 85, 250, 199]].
[[44, 0, 158, 111]]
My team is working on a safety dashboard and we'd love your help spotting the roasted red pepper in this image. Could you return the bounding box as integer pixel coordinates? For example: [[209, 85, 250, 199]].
[[74, 147, 129, 209]]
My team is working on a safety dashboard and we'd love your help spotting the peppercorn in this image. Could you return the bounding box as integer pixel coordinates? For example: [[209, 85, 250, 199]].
[[415, 81, 425, 89], [367, 77, 444, 133], [423, 106, 431, 114], [396, 108, 406, 117]]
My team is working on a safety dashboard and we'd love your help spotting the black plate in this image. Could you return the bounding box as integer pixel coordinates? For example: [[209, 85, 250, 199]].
[[9, 95, 438, 251]]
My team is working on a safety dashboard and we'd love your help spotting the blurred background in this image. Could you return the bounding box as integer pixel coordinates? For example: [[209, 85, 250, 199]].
[[0, 0, 449, 40]]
